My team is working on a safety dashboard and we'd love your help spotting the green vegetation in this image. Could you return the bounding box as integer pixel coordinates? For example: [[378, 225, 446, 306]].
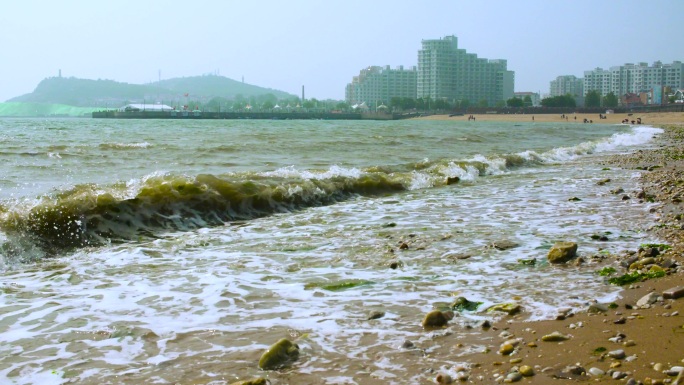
[[639, 243, 671, 250], [603, 92, 618, 108], [506, 97, 524, 107], [451, 296, 483, 312], [608, 270, 666, 285], [585, 90, 601, 107], [597, 267, 616, 276], [592, 347, 607, 355], [541, 94, 576, 108]]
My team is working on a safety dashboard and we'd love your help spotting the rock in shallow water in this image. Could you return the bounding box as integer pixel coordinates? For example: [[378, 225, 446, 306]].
[[421, 310, 451, 328], [258, 338, 300, 370], [547, 241, 578, 263]]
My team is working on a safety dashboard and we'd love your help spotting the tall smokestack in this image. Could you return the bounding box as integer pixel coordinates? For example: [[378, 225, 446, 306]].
[[302, 85, 305, 102]]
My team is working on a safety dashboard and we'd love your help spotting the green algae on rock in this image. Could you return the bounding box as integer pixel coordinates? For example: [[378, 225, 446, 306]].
[[258, 338, 300, 370]]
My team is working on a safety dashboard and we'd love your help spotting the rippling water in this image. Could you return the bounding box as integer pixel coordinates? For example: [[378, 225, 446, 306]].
[[0, 118, 663, 384]]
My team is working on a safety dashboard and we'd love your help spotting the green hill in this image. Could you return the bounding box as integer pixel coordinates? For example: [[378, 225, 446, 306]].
[[7, 75, 296, 107]]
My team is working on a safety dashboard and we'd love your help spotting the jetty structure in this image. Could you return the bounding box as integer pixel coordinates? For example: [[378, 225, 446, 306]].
[[92, 103, 417, 120]]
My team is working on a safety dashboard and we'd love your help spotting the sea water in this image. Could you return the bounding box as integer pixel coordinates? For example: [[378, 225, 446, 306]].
[[0, 118, 663, 384]]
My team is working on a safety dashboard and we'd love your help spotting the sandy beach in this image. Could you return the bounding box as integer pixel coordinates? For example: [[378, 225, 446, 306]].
[[404, 112, 684, 385], [418, 111, 684, 126]]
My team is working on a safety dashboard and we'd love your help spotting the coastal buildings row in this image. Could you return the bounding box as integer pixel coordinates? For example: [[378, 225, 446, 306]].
[[346, 35, 515, 108], [551, 61, 683, 106]]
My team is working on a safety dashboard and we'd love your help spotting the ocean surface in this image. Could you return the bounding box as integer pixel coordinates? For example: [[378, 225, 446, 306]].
[[0, 117, 664, 384]]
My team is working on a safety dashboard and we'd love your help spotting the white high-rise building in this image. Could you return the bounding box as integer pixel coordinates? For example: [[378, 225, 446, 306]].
[[417, 35, 514, 106]]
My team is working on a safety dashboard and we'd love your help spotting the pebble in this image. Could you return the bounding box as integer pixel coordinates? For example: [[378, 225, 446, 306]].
[[504, 372, 523, 383], [655, 363, 664, 371], [623, 340, 636, 347], [612, 371, 627, 379], [499, 343, 515, 356], [609, 349, 626, 359], [541, 331, 570, 342], [663, 286, 684, 299], [519, 365, 534, 377], [588, 367, 605, 376], [636, 292, 660, 307]]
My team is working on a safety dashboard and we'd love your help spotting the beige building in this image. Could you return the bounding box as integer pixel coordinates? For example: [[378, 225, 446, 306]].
[[345, 65, 417, 107]]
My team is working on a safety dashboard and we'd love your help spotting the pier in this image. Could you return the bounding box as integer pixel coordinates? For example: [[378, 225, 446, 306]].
[[92, 110, 420, 120]]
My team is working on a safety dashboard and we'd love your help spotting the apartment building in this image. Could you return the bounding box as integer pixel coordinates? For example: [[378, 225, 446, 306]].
[[584, 61, 684, 104], [345, 65, 417, 107], [549, 75, 584, 97], [417, 35, 514, 106]]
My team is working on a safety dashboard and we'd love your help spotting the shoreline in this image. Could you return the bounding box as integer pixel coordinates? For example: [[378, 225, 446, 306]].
[[415, 111, 684, 126], [431, 116, 684, 384]]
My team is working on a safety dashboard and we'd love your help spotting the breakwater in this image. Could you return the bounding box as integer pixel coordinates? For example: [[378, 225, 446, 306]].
[[92, 110, 420, 120]]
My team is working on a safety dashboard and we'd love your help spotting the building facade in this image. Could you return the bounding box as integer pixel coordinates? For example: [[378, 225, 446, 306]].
[[549, 75, 584, 97], [417, 35, 514, 107], [584, 61, 684, 105], [345, 65, 417, 107]]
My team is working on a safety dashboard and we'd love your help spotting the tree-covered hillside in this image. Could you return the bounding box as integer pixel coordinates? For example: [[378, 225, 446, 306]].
[[7, 75, 296, 107]]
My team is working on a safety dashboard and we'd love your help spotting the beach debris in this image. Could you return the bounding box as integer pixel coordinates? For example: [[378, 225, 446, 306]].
[[258, 338, 300, 370], [597, 178, 612, 185], [541, 331, 570, 342], [421, 309, 452, 328], [547, 241, 578, 263]]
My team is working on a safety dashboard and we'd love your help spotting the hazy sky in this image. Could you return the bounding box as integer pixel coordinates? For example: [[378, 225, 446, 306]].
[[1, 0, 682, 102]]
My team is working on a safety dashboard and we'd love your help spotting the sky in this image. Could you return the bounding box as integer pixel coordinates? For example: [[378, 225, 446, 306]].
[[1, 0, 682, 102]]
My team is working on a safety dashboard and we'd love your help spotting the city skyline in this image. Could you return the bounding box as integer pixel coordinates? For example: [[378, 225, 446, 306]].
[[1, 0, 682, 103]]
